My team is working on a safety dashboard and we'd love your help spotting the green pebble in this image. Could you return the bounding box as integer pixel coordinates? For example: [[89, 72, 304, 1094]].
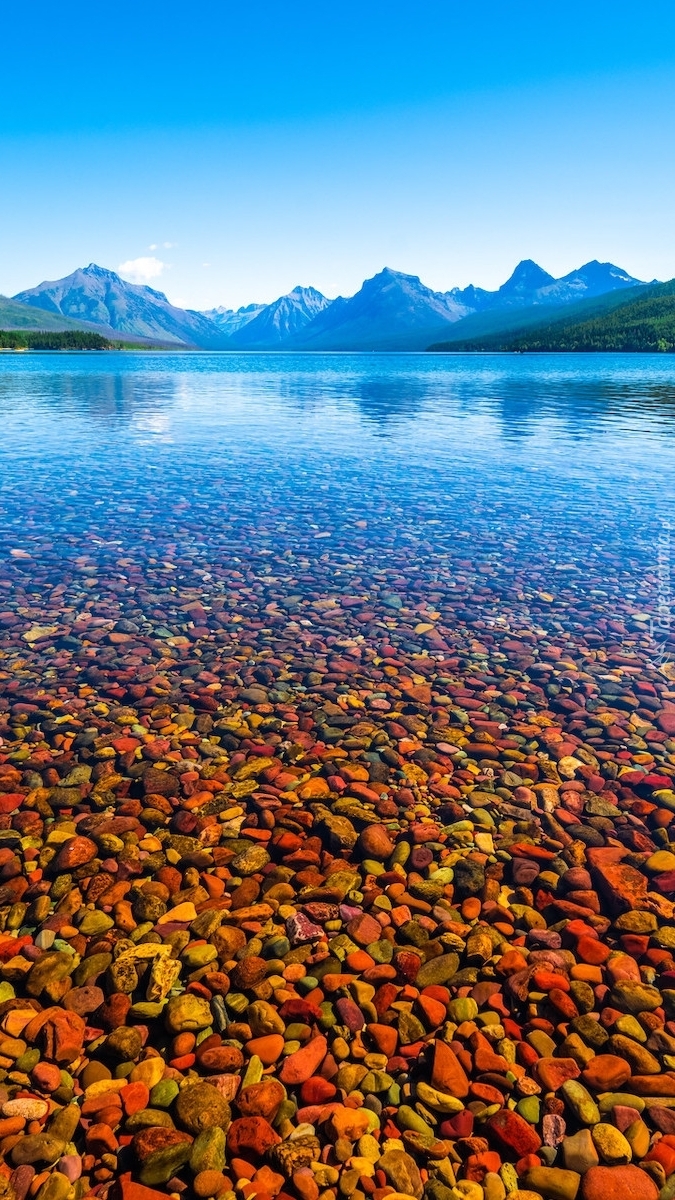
[[125, 1108, 175, 1131], [130, 922, 154, 942], [78, 911, 113, 936], [562, 1080, 600, 1125], [139, 1142, 192, 1186], [363, 859, 386, 876], [615, 1015, 647, 1042], [472, 809, 495, 828], [396, 1105, 434, 1136], [52, 940, 75, 954], [517, 1096, 541, 1124], [190, 1126, 226, 1174], [368, 939, 393, 964], [415, 953, 460, 987], [609, 980, 662, 1013], [361, 1070, 393, 1093], [297, 976, 319, 993], [614, 910, 657, 933], [448, 998, 478, 1022], [150, 1080, 180, 1108], [0, 983, 15, 1002], [15, 1049, 40, 1072], [74, 953, 113, 987], [35, 1174, 70, 1200], [224, 993, 248, 1014], [571, 1014, 609, 1048], [409, 881, 444, 903], [48, 1103, 80, 1143], [425, 1184, 456, 1200], [275, 1098, 297, 1125], [597, 1092, 645, 1114], [657, 1175, 675, 1200], [284, 1023, 311, 1042], [527, 1030, 557, 1057], [430, 868, 454, 885], [399, 1011, 426, 1044], [242, 1055, 263, 1088], [263, 937, 290, 958], [391, 842, 410, 866], [182, 945, 218, 968], [129, 1002, 166, 1021], [319, 1003, 337, 1029]]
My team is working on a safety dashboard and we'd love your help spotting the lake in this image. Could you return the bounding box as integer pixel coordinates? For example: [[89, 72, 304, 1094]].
[[0, 352, 674, 663], [2, 351, 675, 1194]]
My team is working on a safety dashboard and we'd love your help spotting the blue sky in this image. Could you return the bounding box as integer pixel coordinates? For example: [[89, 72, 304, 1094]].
[[1, 0, 675, 309]]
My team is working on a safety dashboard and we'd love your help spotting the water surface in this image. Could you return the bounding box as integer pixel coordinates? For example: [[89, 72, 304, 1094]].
[[0, 351, 674, 681]]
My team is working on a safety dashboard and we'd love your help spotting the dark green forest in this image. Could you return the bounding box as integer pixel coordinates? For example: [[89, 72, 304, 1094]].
[[0, 330, 115, 350], [429, 279, 675, 353]]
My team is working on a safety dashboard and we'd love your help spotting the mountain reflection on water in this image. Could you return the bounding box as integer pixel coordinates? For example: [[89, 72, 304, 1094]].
[[0, 351, 673, 729], [1, 352, 674, 443], [0, 351, 674, 538]]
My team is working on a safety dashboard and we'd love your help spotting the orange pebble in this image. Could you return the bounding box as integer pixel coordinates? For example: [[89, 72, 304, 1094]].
[[570, 964, 603, 984], [245, 1035, 285, 1065], [576, 935, 612, 965], [303, 987, 324, 1006], [346, 950, 376, 971], [497, 950, 529, 976], [202, 874, 226, 899], [230, 1159, 256, 1181], [172, 1032, 196, 1056], [416, 994, 447, 1027], [120, 1081, 150, 1117], [0, 1118, 24, 1137], [169, 1054, 196, 1071], [283, 963, 308, 982]]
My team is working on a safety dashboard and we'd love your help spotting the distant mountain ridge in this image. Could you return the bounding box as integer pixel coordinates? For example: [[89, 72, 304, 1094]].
[[203, 303, 266, 337], [429, 279, 675, 354], [450, 259, 645, 310], [5, 258, 653, 350], [229, 286, 332, 348], [0, 293, 124, 339], [14, 264, 228, 348], [286, 259, 648, 351], [286, 269, 474, 351]]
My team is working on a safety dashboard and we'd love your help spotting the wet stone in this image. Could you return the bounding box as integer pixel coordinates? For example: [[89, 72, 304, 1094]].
[[2, 395, 675, 1200]]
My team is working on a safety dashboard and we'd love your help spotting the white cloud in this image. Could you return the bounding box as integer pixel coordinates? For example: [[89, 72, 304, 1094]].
[[118, 256, 167, 283], [148, 243, 158, 250], [202, 262, 211, 268], [163, 241, 177, 249]]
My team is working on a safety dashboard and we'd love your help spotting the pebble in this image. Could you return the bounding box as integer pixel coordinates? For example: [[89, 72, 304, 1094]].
[[0, 431, 674, 1200]]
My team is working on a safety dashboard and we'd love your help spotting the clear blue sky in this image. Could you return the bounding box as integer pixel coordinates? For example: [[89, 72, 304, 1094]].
[[1, 0, 675, 309]]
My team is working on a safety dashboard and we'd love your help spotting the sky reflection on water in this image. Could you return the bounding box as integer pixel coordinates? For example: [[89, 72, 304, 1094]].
[[0, 352, 673, 574]]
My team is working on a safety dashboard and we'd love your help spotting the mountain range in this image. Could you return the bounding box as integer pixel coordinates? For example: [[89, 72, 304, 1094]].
[[1, 258, 655, 351], [13, 264, 226, 348], [429, 278, 675, 354], [207, 286, 333, 348]]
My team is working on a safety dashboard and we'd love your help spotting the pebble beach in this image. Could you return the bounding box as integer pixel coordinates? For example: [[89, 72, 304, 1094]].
[[0, 353, 675, 1200]]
